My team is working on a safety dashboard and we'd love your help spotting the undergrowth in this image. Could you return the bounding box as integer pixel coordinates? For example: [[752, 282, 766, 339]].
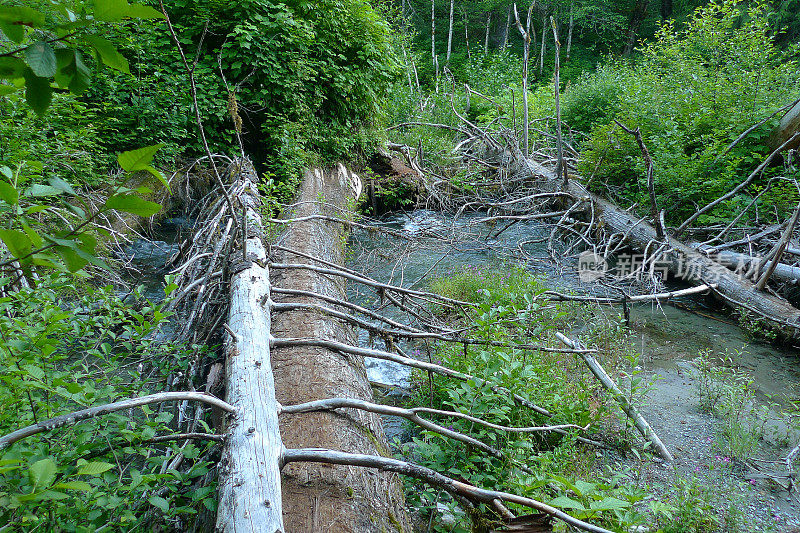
[[400, 263, 688, 531]]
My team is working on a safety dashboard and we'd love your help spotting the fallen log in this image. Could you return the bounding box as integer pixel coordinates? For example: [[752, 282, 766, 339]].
[[556, 333, 673, 462], [510, 157, 800, 337], [694, 245, 800, 285], [270, 166, 409, 532], [216, 164, 285, 532]]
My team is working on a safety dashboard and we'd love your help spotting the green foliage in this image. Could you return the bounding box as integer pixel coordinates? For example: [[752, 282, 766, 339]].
[[0, 0, 163, 115], [405, 264, 667, 530], [691, 353, 781, 461], [0, 276, 216, 530], [571, 0, 800, 224], [0, 144, 164, 276]]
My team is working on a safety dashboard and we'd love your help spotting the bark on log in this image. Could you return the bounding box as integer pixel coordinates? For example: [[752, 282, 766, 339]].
[[768, 99, 800, 152], [511, 158, 800, 337], [270, 167, 409, 532], [693, 245, 800, 285], [216, 165, 285, 533]]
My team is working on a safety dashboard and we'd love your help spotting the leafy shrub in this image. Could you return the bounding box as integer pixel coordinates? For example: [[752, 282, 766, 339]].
[[573, 0, 800, 223], [0, 276, 216, 530]]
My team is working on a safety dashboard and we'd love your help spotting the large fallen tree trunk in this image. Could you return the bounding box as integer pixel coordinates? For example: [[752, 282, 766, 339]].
[[270, 166, 409, 532], [216, 164, 285, 532], [511, 157, 800, 337], [693, 245, 800, 285]]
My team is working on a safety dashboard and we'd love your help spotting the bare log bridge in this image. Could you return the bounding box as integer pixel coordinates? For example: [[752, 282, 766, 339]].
[[216, 165, 285, 532], [156, 159, 615, 532], [270, 166, 409, 532]]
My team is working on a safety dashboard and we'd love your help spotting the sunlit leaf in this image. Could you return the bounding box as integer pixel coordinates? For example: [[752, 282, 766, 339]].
[[83, 36, 129, 74], [76, 462, 114, 476], [29, 458, 57, 489], [117, 144, 164, 172]]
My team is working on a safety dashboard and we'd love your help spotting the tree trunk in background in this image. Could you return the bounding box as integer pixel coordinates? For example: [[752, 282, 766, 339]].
[[539, 14, 547, 76], [514, 3, 534, 158], [464, 9, 471, 59], [566, 0, 574, 60], [660, 0, 673, 19], [768, 100, 800, 152], [447, 0, 455, 63], [623, 0, 649, 55], [484, 12, 492, 53], [431, 0, 436, 65], [502, 6, 512, 48], [271, 167, 409, 532]]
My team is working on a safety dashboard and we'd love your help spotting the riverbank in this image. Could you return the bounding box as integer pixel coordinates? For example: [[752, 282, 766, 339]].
[[347, 208, 800, 531]]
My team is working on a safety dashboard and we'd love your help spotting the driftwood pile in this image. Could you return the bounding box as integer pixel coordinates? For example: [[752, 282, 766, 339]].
[[391, 93, 800, 342]]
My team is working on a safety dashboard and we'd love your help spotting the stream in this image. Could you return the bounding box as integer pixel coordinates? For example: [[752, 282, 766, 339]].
[[126, 209, 800, 529]]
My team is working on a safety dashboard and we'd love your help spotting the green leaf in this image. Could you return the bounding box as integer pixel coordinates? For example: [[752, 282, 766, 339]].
[[0, 85, 19, 96], [549, 496, 586, 511], [0, 57, 26, 79], [126, 3, 165, 19], [589, 497, 631, 511], [93, 0, 131, 22], [23, 69, 52, 115], [0, 180, 18, 204], [83, 36, 129, 74], [76, 462, 114, 476], [143, 165, 170, 192], [29, 458, 57, 489], [0, 228, 32, 258], [117, 144, 164, 172], [148, 495, 169, 513], [21, 223, 43, 247], [105, 193, 161, 217], [26, 184, 64, 197], [54, 49, 76, 88], [69, 50, 91, 95], [48, 177, 76, 196], [0, 21, 24, 44], [22, 364, 45, 380], [54, 480, 92, 492], [0, 7, 45, 26], [55, 246, 87, 272], [24, 42, 57, 78]]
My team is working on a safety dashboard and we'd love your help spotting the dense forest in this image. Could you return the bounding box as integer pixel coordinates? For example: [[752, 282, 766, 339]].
[[2, 0, 800, 531]]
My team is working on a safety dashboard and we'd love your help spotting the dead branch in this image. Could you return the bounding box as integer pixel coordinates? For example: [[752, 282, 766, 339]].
[[281, 448, 615, 533], [556, 333, 673, 462], [0, 392, 234, 450]]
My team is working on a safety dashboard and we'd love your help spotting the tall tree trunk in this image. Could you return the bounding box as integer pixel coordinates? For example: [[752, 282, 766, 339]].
[[464, 9, 471, 59], [514, 3, 534, 158], [566, 0, 574, 60], [484, 12, 492, 53], [502, 6, 512, 48], [623, 0, 649, 55], [446, 0, 455, 63], [539, 14, 547, 76], [431, 0, 436, 65], [551, 16, 566, 186]]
